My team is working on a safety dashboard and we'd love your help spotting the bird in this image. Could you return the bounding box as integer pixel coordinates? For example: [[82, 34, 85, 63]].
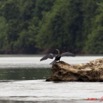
[[40, 49, 75, 64]]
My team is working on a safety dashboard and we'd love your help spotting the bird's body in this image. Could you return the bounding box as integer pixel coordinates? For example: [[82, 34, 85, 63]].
[[55, 55, 61, 61], [40, 49, 75, 64]]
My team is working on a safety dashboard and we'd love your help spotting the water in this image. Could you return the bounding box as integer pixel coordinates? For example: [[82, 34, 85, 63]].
[[0, 68, 51, 80], [0, 55, 103, 103], [0, 55, 103, 68], [0, 80, 103, 103]]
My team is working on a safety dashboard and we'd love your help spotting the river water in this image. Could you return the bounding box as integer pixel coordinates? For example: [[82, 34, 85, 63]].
[[0, 55, 103, 103]]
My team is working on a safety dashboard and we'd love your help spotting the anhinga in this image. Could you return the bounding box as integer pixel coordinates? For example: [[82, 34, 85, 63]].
[[40, 49, 75, 64]]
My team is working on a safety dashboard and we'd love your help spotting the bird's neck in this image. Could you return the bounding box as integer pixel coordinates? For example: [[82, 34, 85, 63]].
[[56, 49, 60, 54]]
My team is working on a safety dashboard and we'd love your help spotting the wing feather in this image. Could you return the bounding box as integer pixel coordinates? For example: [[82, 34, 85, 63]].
[[40, 53, 54, 61], [61, 52, 75, 57]]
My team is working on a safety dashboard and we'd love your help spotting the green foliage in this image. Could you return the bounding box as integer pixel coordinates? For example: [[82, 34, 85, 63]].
[[36, 0, 83, 52], [84, 1, 103, 54], [0, 0, 102, 54], [0, 17, 8, 52]]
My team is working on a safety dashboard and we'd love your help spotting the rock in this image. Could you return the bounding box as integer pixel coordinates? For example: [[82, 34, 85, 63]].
[[46, 58, 103, 82]]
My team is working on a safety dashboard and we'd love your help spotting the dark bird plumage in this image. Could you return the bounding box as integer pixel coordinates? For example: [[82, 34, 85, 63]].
[[40, 49, 75, 64]]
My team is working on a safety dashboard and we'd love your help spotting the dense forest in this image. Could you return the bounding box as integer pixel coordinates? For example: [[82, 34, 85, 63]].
[[0, 0, 103, 54]]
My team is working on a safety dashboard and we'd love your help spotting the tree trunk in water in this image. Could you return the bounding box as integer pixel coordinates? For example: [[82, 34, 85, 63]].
[[46, 58, 103, 82]]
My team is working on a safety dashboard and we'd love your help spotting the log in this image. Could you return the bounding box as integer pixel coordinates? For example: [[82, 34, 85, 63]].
[[46, 58, 103, 82]]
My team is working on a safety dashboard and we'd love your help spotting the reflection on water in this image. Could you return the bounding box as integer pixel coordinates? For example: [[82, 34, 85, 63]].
[[0, 68, 51, 80]]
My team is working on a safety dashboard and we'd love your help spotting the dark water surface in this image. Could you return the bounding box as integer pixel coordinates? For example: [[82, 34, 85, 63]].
[[0, 68, 51, 80], [0, 100, 100, 103]]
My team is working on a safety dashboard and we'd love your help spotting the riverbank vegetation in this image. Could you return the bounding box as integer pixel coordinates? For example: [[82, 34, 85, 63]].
[[0, 0, 102, 54]]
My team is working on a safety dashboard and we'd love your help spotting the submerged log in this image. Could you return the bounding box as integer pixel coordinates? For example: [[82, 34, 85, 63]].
[[46, 58, 103, 82]]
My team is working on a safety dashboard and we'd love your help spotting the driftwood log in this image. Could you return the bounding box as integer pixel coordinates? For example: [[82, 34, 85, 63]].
[[46, 58, 103, 82]]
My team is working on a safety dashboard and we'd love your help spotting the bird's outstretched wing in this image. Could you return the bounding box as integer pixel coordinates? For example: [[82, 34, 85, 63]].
[[40, 53, 55, 61], [61, 52, 75, 57]]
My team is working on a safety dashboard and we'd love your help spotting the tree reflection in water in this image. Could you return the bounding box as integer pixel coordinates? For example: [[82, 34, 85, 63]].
[[0, 68, 51, 80]]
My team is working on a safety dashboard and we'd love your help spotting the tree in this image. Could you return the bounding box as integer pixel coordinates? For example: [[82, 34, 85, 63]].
[[84, 1, 103, 54], [36, 0, 83, 53]]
